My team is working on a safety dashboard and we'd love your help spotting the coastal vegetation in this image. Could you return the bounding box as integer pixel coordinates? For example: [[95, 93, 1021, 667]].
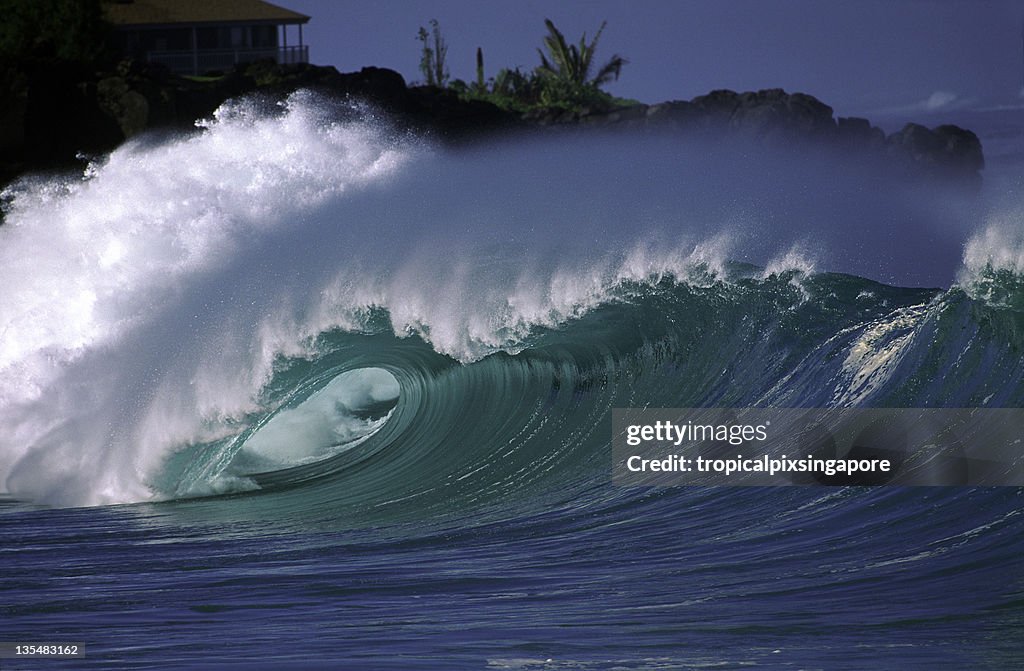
[[419, 18, 631, 114], [0, 0, 110, 69], [416, 19, 449, 88]]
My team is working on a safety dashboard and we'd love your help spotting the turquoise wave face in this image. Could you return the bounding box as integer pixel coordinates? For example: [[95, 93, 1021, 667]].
[[138, 268, 1024, 525]]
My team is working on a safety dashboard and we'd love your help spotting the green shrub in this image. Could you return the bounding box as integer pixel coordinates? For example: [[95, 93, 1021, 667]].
[[0, 0, 111, 69]]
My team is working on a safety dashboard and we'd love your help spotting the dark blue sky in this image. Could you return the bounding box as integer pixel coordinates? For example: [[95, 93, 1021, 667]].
[[280, 0, 1023, 117]]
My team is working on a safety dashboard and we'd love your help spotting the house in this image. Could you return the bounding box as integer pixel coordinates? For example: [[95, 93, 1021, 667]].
[[104, 0, 310, 76]]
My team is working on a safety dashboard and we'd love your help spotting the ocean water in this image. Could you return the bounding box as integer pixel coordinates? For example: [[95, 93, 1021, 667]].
[[2, 92, 1023, 669]]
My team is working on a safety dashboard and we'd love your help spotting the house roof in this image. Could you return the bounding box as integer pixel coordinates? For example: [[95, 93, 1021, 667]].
[[104, 0, 310, 27]]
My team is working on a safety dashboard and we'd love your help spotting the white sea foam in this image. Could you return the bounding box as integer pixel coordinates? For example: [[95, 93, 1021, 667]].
[[834, 305, 930, 405], [0, 93, 412, 505]]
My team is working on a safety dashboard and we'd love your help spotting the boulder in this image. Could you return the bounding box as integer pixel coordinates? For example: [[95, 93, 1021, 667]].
[[934, 124, 984, 172], [888, 123, 942, 161], [785, 92, 836, 135], [837, 116, 885, 147], [335, 66, 410, 107], [645, 100, 695, 121], [97, 76, 150, 137], [690, 89, 742, 116], [886, 123, 984, 178]]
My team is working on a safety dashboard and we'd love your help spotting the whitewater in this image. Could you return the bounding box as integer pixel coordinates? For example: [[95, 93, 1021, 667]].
[[2, 92, 1023, 669]]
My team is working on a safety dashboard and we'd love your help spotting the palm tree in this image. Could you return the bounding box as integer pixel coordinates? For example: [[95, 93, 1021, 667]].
[[536, 19, 626, 92]]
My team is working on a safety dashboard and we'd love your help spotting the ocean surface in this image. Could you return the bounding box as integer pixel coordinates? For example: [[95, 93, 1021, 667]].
[[2, 93, 1024, 669]]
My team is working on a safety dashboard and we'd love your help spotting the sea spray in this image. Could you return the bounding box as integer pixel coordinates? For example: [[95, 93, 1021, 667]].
[[957, 208, 1024, 309], [0, 93, 414, 505]]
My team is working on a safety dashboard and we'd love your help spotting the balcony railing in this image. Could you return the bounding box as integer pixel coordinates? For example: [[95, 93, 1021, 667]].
[[146, 45, 309, 75]]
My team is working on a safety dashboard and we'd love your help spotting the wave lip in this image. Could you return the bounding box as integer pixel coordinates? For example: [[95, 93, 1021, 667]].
[[958, 218, 1024, 309]]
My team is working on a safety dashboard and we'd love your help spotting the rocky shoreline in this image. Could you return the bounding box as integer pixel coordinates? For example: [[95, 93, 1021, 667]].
[[0, 60, 984, 189]]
